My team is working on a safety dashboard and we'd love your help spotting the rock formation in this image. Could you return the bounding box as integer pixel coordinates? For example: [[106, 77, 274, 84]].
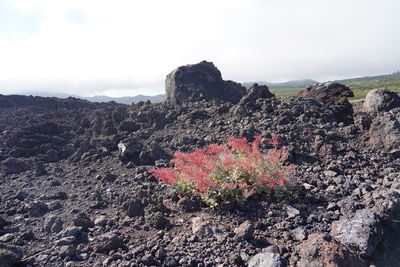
[[363, 89, 400, 114], [165, 60, 246, 104], [297, 82, 354, 124], [239, 83, 275, 106]]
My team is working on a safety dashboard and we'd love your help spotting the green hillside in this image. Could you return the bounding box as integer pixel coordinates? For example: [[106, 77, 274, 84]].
[[241, 79, 317, 98], [338, 72, 400, 99], [243, 72, 400, 99]]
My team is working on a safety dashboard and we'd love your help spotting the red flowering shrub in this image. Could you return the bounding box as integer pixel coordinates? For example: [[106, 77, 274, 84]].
[[150, 135, 296, 207]]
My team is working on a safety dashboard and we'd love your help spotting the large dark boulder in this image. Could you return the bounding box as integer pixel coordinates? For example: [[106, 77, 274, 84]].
[[239, 83, 275, 106], [165, 61, 246, 104], [0, 244, 24, 267], [297, 82, 354, 124]]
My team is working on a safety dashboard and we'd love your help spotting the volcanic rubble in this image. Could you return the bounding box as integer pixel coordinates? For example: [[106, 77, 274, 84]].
[[1, 61, 400, 267]]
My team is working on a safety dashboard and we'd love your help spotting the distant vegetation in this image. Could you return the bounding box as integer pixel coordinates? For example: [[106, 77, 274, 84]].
[[81, 94, 165, 104], [245, 72, 400, 99], [242, 79, 317, 98], [29, 92, 166, 104], [339, 72, 400, 99], [27, 72, 400, 103]]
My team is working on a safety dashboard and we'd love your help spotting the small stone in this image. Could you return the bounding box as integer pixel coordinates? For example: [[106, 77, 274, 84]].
[[94, 216, 108, 227], [302, 183, 315, 190], [73, 213, 94, 230], [26, 201, 48, 217], [262, 245, 279, 254], [0, 216, 10, 229], [234, 220, 254, 239], [155, 248, 166, 260], [61, 227, 82, 238], [248, 251, 282, 267], [146, 212, 169, 230], [327, 203, 338, 211], [95, 233, 124, 253], [177, 196, 200, 212], [123, 199, 144, 218], [141, 253, 157, 265], [15, 191, 29, 201], [286, 206, 300, 218], [290, 227, 307, 241], [44, 215, 63, 233], [55, 236, 76, 246], [192, 217, 212, 236], [59, 245, 76, 259], [324, 170, 337, 177], [103, 172, 117, 182]]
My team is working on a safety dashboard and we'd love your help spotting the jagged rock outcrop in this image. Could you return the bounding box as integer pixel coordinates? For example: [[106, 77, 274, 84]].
[[239, 83, 275, 106], [330, 209, 383, 257], [297, 82, 354, 124], [368, 111, 400, 155], [363, 89, 400, 114], [165, 60, 246, 104], [358, 90, 400, 155]]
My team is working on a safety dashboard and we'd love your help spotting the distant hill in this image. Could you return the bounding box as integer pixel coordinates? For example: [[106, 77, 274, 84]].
[[241, 79, 318, 98], [241, 79, 318, 89], [243, 72, 400, 99], [80, 94, 165, 104], [24, 92, 165, 104], [13, 71, 400, 103], [336, 71, 400, 99]]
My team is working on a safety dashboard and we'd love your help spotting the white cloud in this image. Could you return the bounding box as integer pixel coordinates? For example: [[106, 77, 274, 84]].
[[0, 0, 399, 96]]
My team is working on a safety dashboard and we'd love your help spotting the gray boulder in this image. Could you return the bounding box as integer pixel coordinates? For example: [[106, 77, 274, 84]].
[[165, 60, 246, 104], [330, 208, 383, 257], [248, 246, 282, 267], [368, 111, 400, 153], [363, 89, 400, 114]]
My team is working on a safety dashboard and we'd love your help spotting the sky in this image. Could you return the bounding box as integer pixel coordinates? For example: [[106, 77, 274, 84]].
[[0, 0, 399, 97]]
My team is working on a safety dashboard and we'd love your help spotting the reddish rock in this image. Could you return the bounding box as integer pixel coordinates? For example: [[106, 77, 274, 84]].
[[297, 82, 354, 124], [296, 234, 367, 267]]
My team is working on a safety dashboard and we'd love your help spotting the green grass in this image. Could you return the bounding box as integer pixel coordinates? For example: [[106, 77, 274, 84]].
[[343, 79, 400, 100], [270, 87, 302, 98], [269, 72, 400, 99]]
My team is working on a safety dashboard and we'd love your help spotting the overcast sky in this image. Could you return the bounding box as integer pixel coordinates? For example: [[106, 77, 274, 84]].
[[1, 0, 399, 97]]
